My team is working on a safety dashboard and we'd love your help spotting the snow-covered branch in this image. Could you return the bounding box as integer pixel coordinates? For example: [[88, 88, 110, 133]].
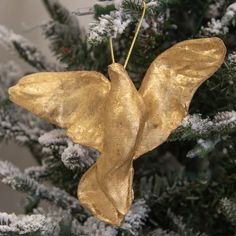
[[0, 61, 22, 100], [170, 111, 236, 141], [219, 198, 236, 228], [0, 212, 57, 236], [89, 8, 131, 44], [0, 161, 86, 218], [201, 2, 236, 36], [38, 129, 98, 171], [88, 0, 162, 44], [0, 25, 54, 71], [122, 199, 150, 235], [0, 104, 45, 144]]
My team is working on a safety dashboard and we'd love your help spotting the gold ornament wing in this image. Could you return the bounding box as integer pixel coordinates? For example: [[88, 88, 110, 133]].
[[8, 71, 110, 152], [135, 37, 226, 158]]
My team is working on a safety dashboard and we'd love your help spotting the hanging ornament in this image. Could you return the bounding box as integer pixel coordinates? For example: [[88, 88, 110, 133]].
[[8, 1, 226, 226]]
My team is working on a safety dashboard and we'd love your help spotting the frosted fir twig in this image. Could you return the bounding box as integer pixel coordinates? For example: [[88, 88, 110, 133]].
[[39, 129, 98, 171], [0, 102, 48, 163], [218, 198, 236, 228], [169, 111, 236, 142], [0, 212, 57, 236], [0, 161, 87, 218], [82, 217, 118, 236], [207, 0, 225, 18], [167, 210, 207, 236], [221, 3, 236, 26], [0, 61, 23, 100], [121, 199, 150, 235], [88, 0, 162, 45], [43, 0, 79, 27], [228, 52, 236, 65], [147, 228, 180, 236], [201, 2, 236, 36], [24, 165, 52, 181], [79, 199, 149, 235], [34, 207, 82, 236], [42, 0, 83, 68], [0, 24, 55, 71], [0, 103, 45, 144], [89, 8, 131, 44], [61, 141, 97, 170], [186, 139, 219, 159]]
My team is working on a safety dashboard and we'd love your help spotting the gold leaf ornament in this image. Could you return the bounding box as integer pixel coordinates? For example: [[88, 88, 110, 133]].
[[8, 1, 226, 226]]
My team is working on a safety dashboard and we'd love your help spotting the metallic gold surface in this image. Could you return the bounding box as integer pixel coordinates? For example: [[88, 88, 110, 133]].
[[79, 64, 146, 225], [9, 71, 110, 152], [135, 37, 226, 158], [8, 37, 226, 225]]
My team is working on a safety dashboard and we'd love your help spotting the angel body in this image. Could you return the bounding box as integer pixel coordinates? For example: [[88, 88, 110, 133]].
[[8, 37, 226, 225]]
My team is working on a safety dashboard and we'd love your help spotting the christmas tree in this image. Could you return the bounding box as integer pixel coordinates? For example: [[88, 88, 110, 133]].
[[0, 0, 236, 235]]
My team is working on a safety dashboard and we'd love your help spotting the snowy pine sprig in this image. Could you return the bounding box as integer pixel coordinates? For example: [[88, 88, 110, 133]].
[[0, 61, 22, 100], [186, 139, 219, 159], [170, 111, 236, 141], [80, 199, 149, 236], [219, 198, 236, 228], [0, 212, 57, 236], [34, 207, 83, 235], [122, 199, 150, 235], [88, 0, 162, 45], [0, 25, 54, 71], [201, 2, 236, 36], [167, 210, 207, 236], [89, 8, 131, 44], [228, 52, 236, 65], [147, 228, 179, 236], [0, 103, 45, 144], [38, 129, 98, 170], [42, 0, 83, 68], [0, 161, 86, 218], [82, 217, 118, 236]]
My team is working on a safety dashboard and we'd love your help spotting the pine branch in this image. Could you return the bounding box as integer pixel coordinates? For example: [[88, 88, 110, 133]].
[[34, 207, 83, 236], [0, 102, 45, 144], [169, 111, 236, 142], [42, 0, 87, 69], [167, 210, 207, 236], [82, 217, 118, 236], [219, 198, 236, 228], [0, 102, 50, 164], [0, 25, 55, 71], [201, 2, 236, 36], [186, 139, 219, 159], [138, 174, 171, 200], [122, 0, 167, 15], [0, 161, 87, 219], [89, 0, 168, 45], [121, 199, 150, 235], [25, 129, 99, 194], [142, 210, 208, 236], [0, 212, 57, 236], [0, 61, 22, 101], [42, 0, 78, 25], [89, 8, 131, 45], [80, 199, 149, 235], [146, 228, 180, 236], [38, 129, 98, 171]]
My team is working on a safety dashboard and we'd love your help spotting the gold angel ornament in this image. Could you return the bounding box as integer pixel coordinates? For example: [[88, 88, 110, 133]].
[[8, 1, 226, 226]]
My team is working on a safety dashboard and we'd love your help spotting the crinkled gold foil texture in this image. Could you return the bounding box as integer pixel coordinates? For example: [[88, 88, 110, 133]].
[[8, 38, 226, 225]]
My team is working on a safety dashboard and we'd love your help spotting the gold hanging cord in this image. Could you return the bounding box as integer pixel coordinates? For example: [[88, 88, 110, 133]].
[[109, 37, 115, 64], [109, 1, 147, 68]]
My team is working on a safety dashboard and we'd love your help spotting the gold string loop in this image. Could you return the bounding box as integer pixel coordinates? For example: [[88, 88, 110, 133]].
[[109, 37, 115, 64], [109, 1, 147, 68]]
